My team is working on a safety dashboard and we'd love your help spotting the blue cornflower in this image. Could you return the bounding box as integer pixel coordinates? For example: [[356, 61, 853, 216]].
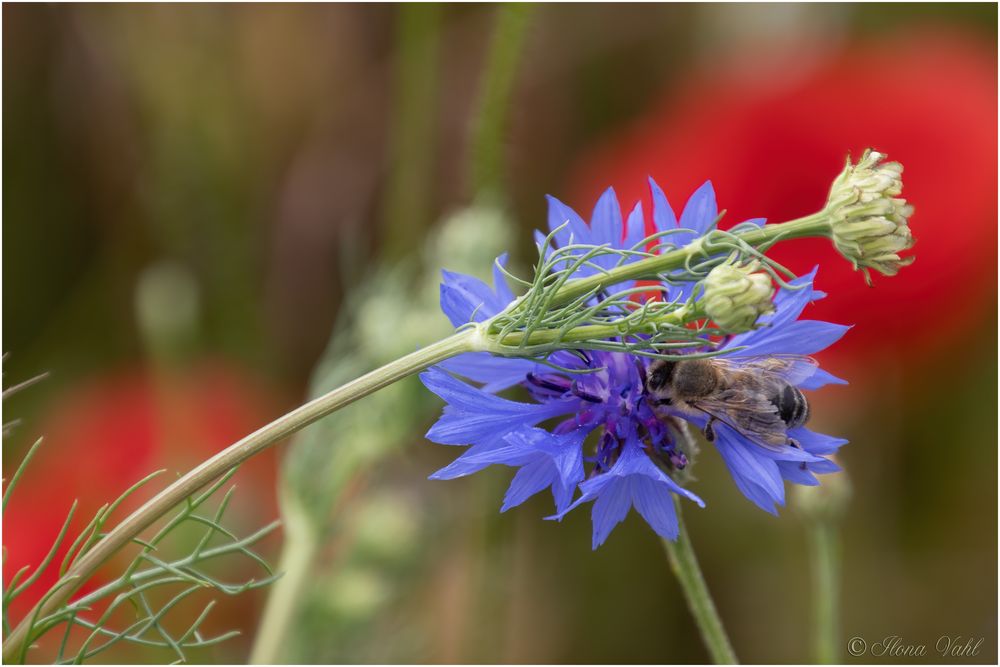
[[422, 180, 849, 548]]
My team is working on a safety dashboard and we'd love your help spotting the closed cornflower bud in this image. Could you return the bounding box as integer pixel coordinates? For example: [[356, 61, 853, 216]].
[[702, 260, 775, 332], [826, 149, 915, 284]]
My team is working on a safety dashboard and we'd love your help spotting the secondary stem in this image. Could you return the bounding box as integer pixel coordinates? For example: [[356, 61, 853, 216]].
[[662, 497, 739, 664], [1, 330, 476, 663]]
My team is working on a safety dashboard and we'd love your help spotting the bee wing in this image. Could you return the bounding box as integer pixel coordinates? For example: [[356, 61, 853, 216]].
[[693, 388, 790, 450], [714, 354, 818, 387]]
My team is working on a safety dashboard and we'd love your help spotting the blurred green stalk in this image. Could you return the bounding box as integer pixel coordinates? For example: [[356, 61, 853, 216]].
[[248, 487, 318, 664], [662, 498, 739, 665], [470, 3, 536, 200], [808, 519, 840, 663], [383, 4, 443, 261], [794, 461, 849, 664]]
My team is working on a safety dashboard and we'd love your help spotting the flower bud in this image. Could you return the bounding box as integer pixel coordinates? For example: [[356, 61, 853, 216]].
[[702, 260, 775, 332], [826, 149, 915, 284]]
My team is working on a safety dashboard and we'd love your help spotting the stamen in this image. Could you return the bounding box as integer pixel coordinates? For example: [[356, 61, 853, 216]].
[[571, 380, 603, 404], [525, 372, 571, 394]]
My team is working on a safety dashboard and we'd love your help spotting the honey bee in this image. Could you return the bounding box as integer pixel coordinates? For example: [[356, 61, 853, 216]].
[[645, 355, 815, 450]]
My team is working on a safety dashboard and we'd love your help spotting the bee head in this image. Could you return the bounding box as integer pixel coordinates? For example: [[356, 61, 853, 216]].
[[646, 359, 677, 394]]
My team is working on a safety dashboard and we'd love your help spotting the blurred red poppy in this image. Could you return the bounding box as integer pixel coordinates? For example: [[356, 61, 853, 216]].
[[2, 360, 279, 622], [570, 28, 997, 362]]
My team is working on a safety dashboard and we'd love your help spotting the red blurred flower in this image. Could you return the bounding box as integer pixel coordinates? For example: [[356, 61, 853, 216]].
[[570, 28, 997, 360], [2, 360, 279, 622]]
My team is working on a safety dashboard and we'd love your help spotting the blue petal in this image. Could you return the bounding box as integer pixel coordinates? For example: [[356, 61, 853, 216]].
[[777, 461, 820, 486], [437, 353, 535, 393], [426, 403, 573, 445], [550, 438, 702, 548], [421, 369, 575, 444], [430, 436, 532, 479], [613, 441, 704, 507], [631, 475, 680, 541], [501, 458, 558, 512], [648, 177, 678, 233], [589, 477, 632, 549], [439, 270, 505, 327], [550, 474, 577, 513], [422, 367, 551, 414], [752, 444, 827, 464], [798, 367, 848, 390], [714, 428, 785, 514], [507, 428, 586, 487], [589, 187, 623, 250], [624, 202, 645, 250], [546, 195, 591, 247], [768, 268, 822, 325], [808, 458, 842, 474], [678, 180, 718, 238], [735, 320, 851, 356], [790, 427, 848, 455]]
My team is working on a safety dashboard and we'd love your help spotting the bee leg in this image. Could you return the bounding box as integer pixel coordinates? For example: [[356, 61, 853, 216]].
[[702, 418, 717, 443], [788, 437, 802, 449]]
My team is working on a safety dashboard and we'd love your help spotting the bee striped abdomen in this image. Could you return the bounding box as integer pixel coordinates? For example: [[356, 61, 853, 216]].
[[772, 384, 810, 428]]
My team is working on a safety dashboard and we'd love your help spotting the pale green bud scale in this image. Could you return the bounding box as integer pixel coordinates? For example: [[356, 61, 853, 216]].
[[702, 260, 776, 333]]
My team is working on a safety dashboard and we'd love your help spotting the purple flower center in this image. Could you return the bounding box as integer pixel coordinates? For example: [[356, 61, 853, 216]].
[[523, 350, 688, 477]]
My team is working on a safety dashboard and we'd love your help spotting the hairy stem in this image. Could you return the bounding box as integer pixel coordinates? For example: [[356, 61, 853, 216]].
[[662, 497, 739, 664], [1, 330, 476, 663]]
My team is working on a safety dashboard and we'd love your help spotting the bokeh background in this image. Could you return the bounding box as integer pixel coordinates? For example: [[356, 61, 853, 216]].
[[3, 3, 996, 664]]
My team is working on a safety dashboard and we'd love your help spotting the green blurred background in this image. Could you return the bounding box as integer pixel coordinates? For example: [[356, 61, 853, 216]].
[[3, 3, 996, 664]]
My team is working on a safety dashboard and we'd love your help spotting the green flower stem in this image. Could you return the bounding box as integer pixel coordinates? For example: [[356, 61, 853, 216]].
[[0, 330, 477, 663], [808, 519, 840, 663], [662, 497, 739, 665], [545, 213, 831, 310]]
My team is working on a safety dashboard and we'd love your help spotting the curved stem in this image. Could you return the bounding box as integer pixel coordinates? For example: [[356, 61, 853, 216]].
[[1, 330, 476, 663], [662, 497, 739, 665]]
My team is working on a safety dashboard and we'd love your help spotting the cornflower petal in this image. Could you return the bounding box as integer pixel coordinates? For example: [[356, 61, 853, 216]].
[[649, 177, 679, 233], [623, 202, 645, 250], [714, 425, 786, 514], [678, 180, 719, 240]]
